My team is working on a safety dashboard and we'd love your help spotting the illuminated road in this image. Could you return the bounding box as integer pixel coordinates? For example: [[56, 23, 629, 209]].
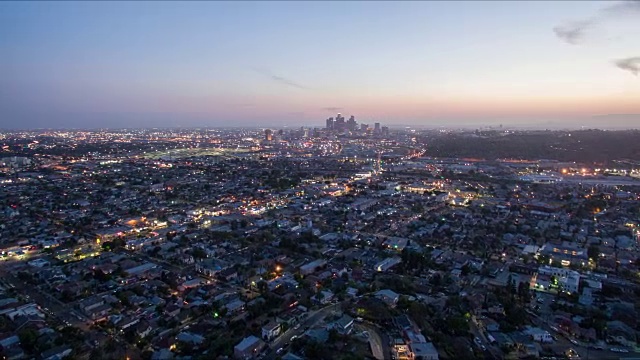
[[356, 323, 385, 360]]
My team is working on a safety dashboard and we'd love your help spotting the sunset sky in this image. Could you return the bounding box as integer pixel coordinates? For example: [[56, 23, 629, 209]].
[[1, 1, 639, 129]]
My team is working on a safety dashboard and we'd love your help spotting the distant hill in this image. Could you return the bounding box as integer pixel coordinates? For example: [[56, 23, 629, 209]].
[[422, 129, 640, 164]]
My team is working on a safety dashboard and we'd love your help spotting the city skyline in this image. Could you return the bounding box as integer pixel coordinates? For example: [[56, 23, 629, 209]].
[[1, 1, 640, 129]]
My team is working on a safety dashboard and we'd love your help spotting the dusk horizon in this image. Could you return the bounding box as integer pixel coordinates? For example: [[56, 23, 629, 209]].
[[4, 2, 640, 358], [2, 1, 639, 129]]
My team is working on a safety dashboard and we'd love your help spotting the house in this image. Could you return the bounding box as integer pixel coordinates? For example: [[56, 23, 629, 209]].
[[87, 304, 111, 321], [224, 299, 246, 314], [78, 296, 105, 314], [218, 267, 239, 282], [118, 316, 140, 331], [409, 342, 439, 360], [136, 320, 153, 338], [540, 242, 588, 266], [164, 304, 181, 317], [234, 335, 265, 359], [126, 262, 157, 277], [195, 258, 229, 277], [483, 318, 500, 332], [274, 312, 296, 328], [41, 345, 72, 360], [536, 266, 581, 293], [313, 290, 334, 305], [375, 289, 400, 307], [178, 254, 194, 265], [281, 353, 304, 360], [305, 328, 329, 343], [382, 237, 409, 251], [300, 259, 327, 276], [0, 335, 20, 349], [607, 320, 637, 347], [262, 321, 281, 341], [524, 327, 553, 343], [2, 346, 25, 360], [328, 314, 354, 335], [176, 332, 205, 346], [28, 258, 50, 268], [374, 257, 402, 272], [151, 349, 174, 360], [487, 304, 505, 315], [346, 287, 358, 298]]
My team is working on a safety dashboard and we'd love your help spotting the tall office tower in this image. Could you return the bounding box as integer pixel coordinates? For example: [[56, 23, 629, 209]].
[[360, 123, 368, 131], [374, 122, 381, 134], [347, 115, 357, 131], [303, 128, 310, 138], [264, 129, 273, 141], [335, 113, 346, 132], [326, 117, 334, 130], [381, 126, 389, 136]]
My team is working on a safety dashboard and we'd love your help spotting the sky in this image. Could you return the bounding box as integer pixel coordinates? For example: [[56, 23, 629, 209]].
[[1, 0, 639, 129]]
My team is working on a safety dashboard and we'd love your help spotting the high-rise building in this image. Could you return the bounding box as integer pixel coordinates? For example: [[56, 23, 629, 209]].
[[347, 115, 357, 131], [264, 129, 273, 141], [360, 123, 368, 131], [374, 122, 381, 134], [381, 126, 389, 136], [335, 113, 346, 132], [326, 117, 334, 130]]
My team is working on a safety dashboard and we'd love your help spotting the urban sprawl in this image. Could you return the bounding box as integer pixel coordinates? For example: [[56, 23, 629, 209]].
[[1, 119, 640, 360]]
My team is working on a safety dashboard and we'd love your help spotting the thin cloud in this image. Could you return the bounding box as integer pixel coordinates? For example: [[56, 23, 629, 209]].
[[251, 67, 308, 90], [270, 75, 307, 89], [601, 0, 640, 16], [232, 103, 255, 108], [553, 20, 594, 45], [614, 57, 640, 76], [322, 107, 342, 112], [554, 0, 640, 45]]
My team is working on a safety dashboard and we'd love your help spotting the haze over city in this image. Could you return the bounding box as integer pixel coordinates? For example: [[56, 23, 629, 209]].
[[5, 3, 640, 360], [1, 0, 640, 129]]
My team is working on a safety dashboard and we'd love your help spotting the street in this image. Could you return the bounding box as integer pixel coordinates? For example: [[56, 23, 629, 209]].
[[356, 322, 386, 360], [263, 303, 343, 360], [531, 292, 639, 360]]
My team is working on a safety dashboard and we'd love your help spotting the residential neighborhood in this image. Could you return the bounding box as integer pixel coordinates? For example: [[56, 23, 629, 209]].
[[1, 127, 640, 360]]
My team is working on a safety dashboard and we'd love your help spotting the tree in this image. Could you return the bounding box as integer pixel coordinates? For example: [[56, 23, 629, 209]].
[[149, 246, 162, 256], [430, 273, 442, 287], [461, 263, 472, 276], [256, 280, 268, 294], [18, 329, 38, 352], [104, 338, 117, 353], [508, 274, 517, 295], [94, 269, 112, 282], [192, 247, 207, 259], [445, 314, 469, 336], [517, 281, 530, 301], [588, 245, 600, 261], [328, 328, 340, 342]]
